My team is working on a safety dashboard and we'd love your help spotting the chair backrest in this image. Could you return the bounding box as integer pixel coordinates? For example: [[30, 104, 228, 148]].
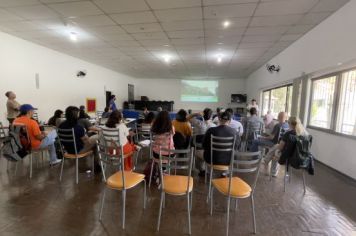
[[229, 151, 262, 193], [57, 128, 78, 154], [150, 132, 173, 158], [193, 134, 204, 149], [97, 132, 124, 183], [245, 120, 264, 141], [100, 126, 121, 146], [0, 122, 6, 138], [99, 117, 108, 125], [136, 123, 151, 141], [12, 123, 31, 151], [158, 147, 194, 193], [210, 134, 236, 165]]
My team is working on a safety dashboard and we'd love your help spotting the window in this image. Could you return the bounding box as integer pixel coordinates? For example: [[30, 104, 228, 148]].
[[261, 85, 293, 117], [309, 76, 336, 129], [308, 68, 356, 137]]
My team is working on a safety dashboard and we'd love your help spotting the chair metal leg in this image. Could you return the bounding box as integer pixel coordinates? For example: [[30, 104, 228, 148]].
[[148, 160, 155, 188], [157, 191, 164, 231], [302, 170, 306, 194], [76, 158, 79, 184], [29, 154, 33, 179], [187, 193, 192, 235], [189, 191, 193, 212], [143, 180, 147, 209], [92, 155, 95, 176], [210, 187, 214, 215], [122, 190, 126, 229], [59, 157, 65, 181], [204, 165, 208, 184], [163, 191, 166, 209], [207, 167, 213, 203], [226, 196, 231, 236], [235, 198, 238, 211], [99, 188, 107, 220], [251, 195, 257, 234]]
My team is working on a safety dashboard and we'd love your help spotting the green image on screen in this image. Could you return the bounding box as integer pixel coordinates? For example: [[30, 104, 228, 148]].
[[181, 80, 219, 102]]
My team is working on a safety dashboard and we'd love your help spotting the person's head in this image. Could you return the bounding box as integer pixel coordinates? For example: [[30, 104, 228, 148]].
[[157, 106, 163, 112], [151, 111, 172, 134], [188, 109, 192, 114], [78, 109, 87, 119], [203, 108, 213, 120], [251, 99, 257, 105], [105, 110, 123, 128], [216, 107, 222, 113], [104, 107, 109, 112], [288, 117, 308, 136], [175, 109, 188, 122], [144, 111, 155, 124], [19, 104, 36, 117], [143, 106, 148, 112], [249, 107, 257, 116], [218, 111, 231, 125], [53, 109, 63, 118], [5, 91, 16, 99], [225, 108, 234, 116], [79, 105, 85, 111], [65, 106, 79, 125], [110, 95, 116, 101], [277, 112, 287, 123]]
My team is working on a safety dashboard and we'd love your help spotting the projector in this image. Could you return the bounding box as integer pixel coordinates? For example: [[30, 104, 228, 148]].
[[266, 64, 280, 73]]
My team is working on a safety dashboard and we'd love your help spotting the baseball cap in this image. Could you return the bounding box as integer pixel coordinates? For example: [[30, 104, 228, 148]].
[[19, 104, 37, 113], [219, 111, 231, 121]]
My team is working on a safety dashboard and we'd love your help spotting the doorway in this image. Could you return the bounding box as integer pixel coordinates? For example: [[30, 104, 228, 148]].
[[106, 91, 112, 108]]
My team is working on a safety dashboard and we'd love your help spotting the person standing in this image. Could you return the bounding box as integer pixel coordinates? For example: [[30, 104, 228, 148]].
[[247, 99, 259, 116], [109, 95, 117, 111], [5, 91, 20, 125]]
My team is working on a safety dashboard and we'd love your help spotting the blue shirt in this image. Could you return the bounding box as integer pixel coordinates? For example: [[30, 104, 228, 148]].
[[109, 99, 117, 111]]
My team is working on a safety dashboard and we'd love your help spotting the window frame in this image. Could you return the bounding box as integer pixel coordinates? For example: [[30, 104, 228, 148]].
[[307, 67, 356, 140], [261, 84, 293, 117]]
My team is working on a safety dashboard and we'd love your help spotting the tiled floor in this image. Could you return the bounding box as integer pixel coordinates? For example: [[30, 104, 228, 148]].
[[0, 151, 355, 236]]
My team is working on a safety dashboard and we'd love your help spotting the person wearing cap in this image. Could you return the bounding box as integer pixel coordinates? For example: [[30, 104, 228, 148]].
[[202, 111, 238, 166], [5, 91, 21, 125], [13, 104, 62, 165]]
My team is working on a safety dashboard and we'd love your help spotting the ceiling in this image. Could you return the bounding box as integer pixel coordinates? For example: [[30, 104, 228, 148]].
[[0, 0, 350, 79]]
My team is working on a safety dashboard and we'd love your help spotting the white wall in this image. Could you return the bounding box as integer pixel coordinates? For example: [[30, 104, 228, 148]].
[[135, 78, 246, 111], [246, 0, 356, 179], [0, 31, 136, 124]]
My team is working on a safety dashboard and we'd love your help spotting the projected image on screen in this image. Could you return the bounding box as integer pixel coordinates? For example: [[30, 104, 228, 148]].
[[181, 80, 219, 102]]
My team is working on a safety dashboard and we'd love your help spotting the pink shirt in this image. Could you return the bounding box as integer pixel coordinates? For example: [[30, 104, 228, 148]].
[[152, 127, 175, 156]]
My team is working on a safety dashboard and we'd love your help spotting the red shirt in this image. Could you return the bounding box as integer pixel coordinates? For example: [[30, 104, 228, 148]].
[[14, 116, 42, 149]]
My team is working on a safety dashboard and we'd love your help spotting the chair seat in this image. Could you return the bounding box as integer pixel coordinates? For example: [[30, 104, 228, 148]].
[[107, 171, 145, 190], [212, 177, 252, 198], [64, 150, 93, 159], [163, 175, 193, 195], [207, 163, 229, 171]]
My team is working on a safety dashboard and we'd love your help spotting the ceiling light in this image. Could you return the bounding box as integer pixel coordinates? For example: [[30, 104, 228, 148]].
[[217, 55, 223, 63], [337, 62, 342, 66], [217, 42, 223, 45], [163, 55, 171, 63], [223, 20, 231, 28], [163, 44, 170, 47], [69, 32, 77, 41]]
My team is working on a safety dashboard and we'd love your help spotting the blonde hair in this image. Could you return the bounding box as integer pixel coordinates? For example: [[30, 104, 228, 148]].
[[288, 117, 308, 136]]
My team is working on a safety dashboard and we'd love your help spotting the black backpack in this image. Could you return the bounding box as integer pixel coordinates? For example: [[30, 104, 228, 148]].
[[289, 135, 315, 175]]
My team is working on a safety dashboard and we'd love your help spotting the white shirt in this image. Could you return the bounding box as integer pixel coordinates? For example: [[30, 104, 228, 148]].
[[229, 119, 244, 136], [102, 122, 129, 146]]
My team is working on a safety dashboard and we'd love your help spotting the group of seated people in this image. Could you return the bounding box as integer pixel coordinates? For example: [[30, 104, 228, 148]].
[[11, 101, 308, 180]]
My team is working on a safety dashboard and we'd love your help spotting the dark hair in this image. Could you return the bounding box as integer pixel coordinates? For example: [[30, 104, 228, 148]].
[[225, 108, 234, 115], [110, 95, 116, 99], [104, 107, 109, 112], [78, 109, 87, 119], [252, 99, 256, 102], [203, 108, 213, 120], [65, 106, 79, 125], [79, 105, 85, 110], [219, 111, 232, 121], [48, 109, 63, 126], [5, 91, 11, 98], [175, 109, 188, 122], [144, 112, 155, 124], [151, 111, 172, 134], [250, 107, 257, 115], [105, 110, 123, 128], [216, 107, 221, 113]]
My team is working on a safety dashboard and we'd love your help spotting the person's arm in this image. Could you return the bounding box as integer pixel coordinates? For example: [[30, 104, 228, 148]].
[[32, 123, 46, 141]]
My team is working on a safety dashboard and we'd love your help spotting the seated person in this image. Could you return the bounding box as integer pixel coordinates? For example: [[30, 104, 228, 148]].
[[103, 110, 136, 171], [79, 105, 90, 119], [250, 112, 289, 152], [225, 108, 244, 136], [203, 111, 238, 166], [58, 106, 97, 154], [150, 111, 175, 158], [188, 108, 216, 141], [14, 104, 61, 165], [101, 107, 111, 118], [141, 111, 155, 131], [264, 117, 308, 176], [172, 109, 192, 149], [263, 110, 274, 131], [212, 107, 224, 124], [77, 109, 100, 135], [246, 107, 264, 141], [47, 109, 64, 127]]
